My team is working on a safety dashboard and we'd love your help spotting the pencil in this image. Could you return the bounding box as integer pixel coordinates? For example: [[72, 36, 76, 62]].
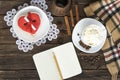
[[53, 53, 63, 80]]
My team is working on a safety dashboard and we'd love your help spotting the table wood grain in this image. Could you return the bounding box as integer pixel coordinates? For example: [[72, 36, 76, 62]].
[[0, 0, 119, 80]]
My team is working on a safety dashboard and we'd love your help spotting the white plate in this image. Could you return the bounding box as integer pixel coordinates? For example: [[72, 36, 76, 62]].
[[72, 18, 107, 53], [13, 6, 50, 43]]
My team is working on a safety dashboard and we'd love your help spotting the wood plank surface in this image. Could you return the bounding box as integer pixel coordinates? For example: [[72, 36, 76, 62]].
[[0, 70, 119, 80], [0, 51, 106, 70], [0, 0, 119, 80]]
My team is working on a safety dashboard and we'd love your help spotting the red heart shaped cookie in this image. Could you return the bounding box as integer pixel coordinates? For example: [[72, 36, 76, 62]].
[[18, 12, 41, 34]]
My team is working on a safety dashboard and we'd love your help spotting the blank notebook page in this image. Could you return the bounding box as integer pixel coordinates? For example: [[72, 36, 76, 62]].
[[33, 49, 61, 80], [53, 42, 82, 79]]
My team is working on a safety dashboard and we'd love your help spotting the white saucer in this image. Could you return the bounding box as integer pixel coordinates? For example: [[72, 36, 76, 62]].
[[72, 18, 107, 53], [13, 6, 50, 43]]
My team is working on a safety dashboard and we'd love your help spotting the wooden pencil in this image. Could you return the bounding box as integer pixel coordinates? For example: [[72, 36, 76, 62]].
[[53, 53, 63, 80]]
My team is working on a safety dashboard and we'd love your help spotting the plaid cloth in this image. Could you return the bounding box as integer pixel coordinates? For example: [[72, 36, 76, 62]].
[[84, 0, 120, 79]]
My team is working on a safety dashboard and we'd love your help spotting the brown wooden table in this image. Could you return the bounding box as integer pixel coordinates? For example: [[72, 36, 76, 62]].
[[0, 0, 120, 80]]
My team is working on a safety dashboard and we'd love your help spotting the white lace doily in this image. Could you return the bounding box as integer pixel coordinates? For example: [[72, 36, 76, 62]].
[[4, 0, 60, 52]]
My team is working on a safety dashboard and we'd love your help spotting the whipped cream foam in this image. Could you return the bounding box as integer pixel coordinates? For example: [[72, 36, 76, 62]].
[[81, 24, 104, 47]]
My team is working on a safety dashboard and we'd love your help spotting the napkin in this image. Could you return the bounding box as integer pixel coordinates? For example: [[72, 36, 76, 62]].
[[84, 0, 120, 80]]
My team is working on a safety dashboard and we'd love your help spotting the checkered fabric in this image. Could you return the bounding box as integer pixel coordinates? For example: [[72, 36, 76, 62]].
[[84, 0, 120, 79]]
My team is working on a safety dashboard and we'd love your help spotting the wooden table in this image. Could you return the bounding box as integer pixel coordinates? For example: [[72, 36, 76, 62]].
[[0, 0, 119, 80]]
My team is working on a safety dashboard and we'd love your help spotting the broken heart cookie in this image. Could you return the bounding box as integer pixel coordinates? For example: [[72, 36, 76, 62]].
[[18, 12, 41, 34]]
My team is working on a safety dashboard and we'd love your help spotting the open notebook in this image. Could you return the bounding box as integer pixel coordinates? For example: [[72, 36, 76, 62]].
[[33, 42, 82, 80]]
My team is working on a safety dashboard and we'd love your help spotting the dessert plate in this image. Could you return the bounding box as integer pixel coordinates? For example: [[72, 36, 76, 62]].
[[13, 6, 50, 43], [72, 18, 107, 53], [4, 0, 60, 52]]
